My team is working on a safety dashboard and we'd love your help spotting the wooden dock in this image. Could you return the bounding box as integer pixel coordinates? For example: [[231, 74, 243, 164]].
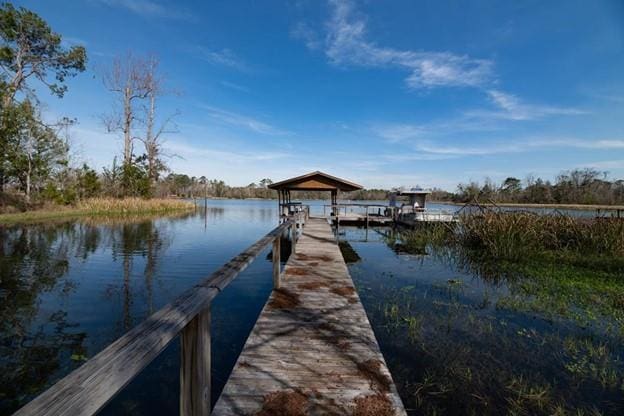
[[213, 217, 406, 416]]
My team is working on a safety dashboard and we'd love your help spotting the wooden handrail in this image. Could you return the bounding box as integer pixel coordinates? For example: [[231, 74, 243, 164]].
[[14, 220, 294, 416]]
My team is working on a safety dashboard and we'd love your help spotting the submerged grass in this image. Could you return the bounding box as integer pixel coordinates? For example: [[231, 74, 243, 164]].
[[0, 198, 194, 225], [368, 211, 624, 415]]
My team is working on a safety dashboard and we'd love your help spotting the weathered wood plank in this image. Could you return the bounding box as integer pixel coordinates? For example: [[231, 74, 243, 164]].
[[272, 237, 281, 289], [180, 307, 211, 416], [212, 217, 406, 416]]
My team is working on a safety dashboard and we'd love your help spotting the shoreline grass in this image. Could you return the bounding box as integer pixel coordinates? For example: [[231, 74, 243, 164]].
[[0, 197, 195, 225]]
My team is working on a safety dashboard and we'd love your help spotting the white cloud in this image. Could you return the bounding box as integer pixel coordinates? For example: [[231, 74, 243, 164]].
[[406, 137, 624, 157], [321, 0, 493, 89], [291, 22, 322, 50], [464, 90, 588, 121], [197, 104, 291, 135]]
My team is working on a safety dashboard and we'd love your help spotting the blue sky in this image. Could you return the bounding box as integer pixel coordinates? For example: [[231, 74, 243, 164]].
[[12, 0, 624, 190]]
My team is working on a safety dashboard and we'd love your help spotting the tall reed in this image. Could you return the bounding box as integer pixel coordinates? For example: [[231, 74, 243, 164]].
[[76, 197, 194, 213], [457, 212, 624, 261]]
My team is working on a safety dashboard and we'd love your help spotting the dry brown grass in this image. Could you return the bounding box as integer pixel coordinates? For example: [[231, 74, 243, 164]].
[[330, 286, 356, 297], [357, 359, 392, 393], [76, 197, 193, 213], [268, 289, 300, 310], [285, 267, 308, 276], [296, 253, 333, 262], [298, 281, 329, 290], [256, 390, 308, 416], [0, 197, 193, 225], [353, 393, 394, 416]]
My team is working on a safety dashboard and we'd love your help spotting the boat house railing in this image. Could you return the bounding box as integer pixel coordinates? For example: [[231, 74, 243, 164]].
[[13, 219, 300, 416]]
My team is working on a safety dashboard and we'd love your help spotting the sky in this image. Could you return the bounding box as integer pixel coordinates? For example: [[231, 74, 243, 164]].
[[11, 0, 624, 190]]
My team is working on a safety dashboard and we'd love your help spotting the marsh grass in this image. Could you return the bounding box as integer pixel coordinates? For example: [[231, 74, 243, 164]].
[[0, 198, 194, 225], [364, 213, 624, 415], [386, 223, 453, 255], [457, 212, 624, 260]]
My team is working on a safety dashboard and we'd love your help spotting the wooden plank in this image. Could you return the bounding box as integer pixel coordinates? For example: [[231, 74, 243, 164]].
[[13, 221, 293, 416], [272, 237, 281, 289], [180, 307, 211, 416], [213, 217, 406, 416]]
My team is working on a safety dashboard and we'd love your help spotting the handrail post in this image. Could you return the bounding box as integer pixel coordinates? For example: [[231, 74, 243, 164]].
[[290, 222, 296, 255], [181, 306, 211, 416], [272, 235, 281, 289]]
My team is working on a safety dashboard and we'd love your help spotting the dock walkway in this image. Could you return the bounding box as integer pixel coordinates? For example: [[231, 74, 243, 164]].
[[213, 217, 406, 415]]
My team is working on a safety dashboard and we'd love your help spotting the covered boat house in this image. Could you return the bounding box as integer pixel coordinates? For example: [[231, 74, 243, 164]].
[[268, 171, 362, 217]]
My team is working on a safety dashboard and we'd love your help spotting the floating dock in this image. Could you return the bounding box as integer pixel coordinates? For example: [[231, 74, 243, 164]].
[[213, 217, 406, 415]]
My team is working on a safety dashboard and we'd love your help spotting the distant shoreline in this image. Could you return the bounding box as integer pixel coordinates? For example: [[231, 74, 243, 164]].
[[431, 201, 624, 211]]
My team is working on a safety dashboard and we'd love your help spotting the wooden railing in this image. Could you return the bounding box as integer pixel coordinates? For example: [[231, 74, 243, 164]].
[[14, 220, 299, 416], [323, 203, 388, 217]]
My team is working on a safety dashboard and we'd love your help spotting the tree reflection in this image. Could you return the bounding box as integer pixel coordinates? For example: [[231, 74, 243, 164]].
[[0, 224, 87, 414], [109, 219, 169, 332], [0, 214, 177, 414]]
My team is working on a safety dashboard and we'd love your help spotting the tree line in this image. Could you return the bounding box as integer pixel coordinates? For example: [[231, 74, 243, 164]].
[[443, 168, 624, 205]]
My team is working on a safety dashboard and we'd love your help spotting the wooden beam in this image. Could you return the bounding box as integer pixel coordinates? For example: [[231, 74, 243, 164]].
[[272, 237, 281, 289], [180, 307, 211, 416]]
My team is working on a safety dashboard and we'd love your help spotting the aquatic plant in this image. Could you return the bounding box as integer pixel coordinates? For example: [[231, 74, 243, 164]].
[[387, 223, 453, 255], [457, 211, 624, 260]]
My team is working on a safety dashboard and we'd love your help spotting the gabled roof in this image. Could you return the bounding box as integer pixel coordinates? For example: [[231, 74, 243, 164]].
[[268, 171, 363, 192]]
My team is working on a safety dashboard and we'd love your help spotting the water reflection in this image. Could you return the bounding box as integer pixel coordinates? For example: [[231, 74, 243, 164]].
[[0, 203, 278, 415], [0, 218, 175, 410], [0, 224, 86, 413]]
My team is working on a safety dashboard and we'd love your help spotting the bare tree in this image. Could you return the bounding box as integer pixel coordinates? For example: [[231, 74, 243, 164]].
[[102, 53, 152, 166], [140, 56, 178, 188]]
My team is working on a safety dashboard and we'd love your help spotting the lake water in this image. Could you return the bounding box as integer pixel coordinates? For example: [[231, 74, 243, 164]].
[[1, 200, 622, 415]]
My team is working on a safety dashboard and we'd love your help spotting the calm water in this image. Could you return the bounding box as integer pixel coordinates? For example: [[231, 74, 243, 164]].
[[1, 200, 622, 415]]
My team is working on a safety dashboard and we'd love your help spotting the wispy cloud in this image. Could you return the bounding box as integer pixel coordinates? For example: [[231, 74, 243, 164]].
[[291, 22, 323, 50], [381, 153, 459, 161], [166, 141, 291, 163], [318, 0, 493, 89], [95, 0, 194, 20], [373, 117, 502, 143], [407, 137, 624, 157], [191, 47, 248, 71], [197, 104, 291, 135], [373, 90, 587, 144], [220, 81, 250, 93], [466, 90, 588, 121]]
